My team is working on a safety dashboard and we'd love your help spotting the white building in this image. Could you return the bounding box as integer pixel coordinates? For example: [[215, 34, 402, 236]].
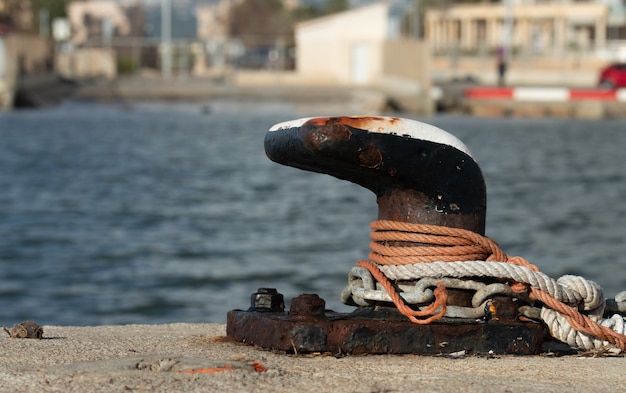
[[425, 0, 626, 59]]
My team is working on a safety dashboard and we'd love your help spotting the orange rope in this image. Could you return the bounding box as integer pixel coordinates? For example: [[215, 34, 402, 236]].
[[356, 260, 447, 324], [361, 220, 626, 350]]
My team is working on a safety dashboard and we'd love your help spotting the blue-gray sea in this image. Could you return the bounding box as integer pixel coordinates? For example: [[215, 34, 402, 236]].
[[1, 100, 625, 326]]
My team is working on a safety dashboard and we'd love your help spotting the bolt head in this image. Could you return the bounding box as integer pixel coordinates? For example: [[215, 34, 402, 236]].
[[250, 288, 285, 312]]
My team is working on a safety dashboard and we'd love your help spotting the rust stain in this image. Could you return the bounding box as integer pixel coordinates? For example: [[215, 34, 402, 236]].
[[182, 365, 237, 374], [357, 142, 383, 168], [337, 116, 390, 130], [304, 122, 352, 148], [250, 362, 267, 373], [305, 117, 333, 127], [180, 362, 267, 374], [303, 116, 403, 133]]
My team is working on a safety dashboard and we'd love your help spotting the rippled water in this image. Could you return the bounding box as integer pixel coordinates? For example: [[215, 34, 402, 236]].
[[1, 101, 625, 326]]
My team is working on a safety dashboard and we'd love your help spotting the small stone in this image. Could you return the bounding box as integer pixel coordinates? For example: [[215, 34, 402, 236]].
[[3, 321, 43, 339]]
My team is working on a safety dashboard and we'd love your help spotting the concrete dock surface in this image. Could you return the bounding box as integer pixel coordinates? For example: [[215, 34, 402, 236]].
[[1, 323, 624, 392]]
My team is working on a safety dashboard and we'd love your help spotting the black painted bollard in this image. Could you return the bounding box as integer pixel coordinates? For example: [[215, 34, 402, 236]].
[[264, 116, 486, 234]]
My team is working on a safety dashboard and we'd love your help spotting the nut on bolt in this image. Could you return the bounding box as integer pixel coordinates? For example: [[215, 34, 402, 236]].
[[289, 294, 326, 317], [250, 288, 285, 312]]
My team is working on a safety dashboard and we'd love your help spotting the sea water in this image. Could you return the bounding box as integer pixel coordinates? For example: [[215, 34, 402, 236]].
[[1, 100, 625, 325]]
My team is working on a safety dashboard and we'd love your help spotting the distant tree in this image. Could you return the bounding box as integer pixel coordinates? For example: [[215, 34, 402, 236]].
[[446, 0, 501, 3], [290, 0, 348, 23], [228, 0, 293, 46], [291, 4, 323, 21], [324, 0, 348, 14], [31, 0, 68, 34], [0, 0, 37, 31], [443, 0, 501, 3]]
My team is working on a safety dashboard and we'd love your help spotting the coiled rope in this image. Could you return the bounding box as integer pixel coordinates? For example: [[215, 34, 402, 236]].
[[356, 220, 626, 351]]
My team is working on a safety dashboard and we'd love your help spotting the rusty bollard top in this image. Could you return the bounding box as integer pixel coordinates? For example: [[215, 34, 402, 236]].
[[265, 116, 486, 234]]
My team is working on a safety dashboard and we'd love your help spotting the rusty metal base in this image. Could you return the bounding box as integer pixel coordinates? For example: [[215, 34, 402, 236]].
[[226, 296, 544, 356]]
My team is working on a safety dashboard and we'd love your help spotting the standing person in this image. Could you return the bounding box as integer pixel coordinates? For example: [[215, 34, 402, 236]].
[[0, 36, 5, 79], [497, 46, 507, 86]]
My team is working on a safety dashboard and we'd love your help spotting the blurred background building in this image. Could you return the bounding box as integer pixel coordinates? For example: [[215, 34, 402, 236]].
[[1, 0, 626, 110], [2, 0, 626, 78]]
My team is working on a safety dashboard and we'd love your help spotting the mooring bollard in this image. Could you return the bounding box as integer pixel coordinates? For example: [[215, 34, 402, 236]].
[[227, 117, 542, 354], [263, 116, 486, 233], [227, 116, 626, 356]]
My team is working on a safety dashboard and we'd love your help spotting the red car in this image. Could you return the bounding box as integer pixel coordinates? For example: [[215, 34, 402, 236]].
[[598, 63, 626, 89]]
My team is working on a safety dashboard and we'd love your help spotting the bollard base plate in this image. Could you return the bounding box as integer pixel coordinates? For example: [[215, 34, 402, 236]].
[[226, 302, 544, 356]]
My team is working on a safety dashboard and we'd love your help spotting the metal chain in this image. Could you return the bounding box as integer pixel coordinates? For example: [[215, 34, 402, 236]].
[[341, 266, 518, 319]]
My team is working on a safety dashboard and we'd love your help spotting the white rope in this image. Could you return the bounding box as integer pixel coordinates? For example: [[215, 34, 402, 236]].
[[380, 261, 604, 311], [541, 309, 625, 350], [378, 260, 625, 351]]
